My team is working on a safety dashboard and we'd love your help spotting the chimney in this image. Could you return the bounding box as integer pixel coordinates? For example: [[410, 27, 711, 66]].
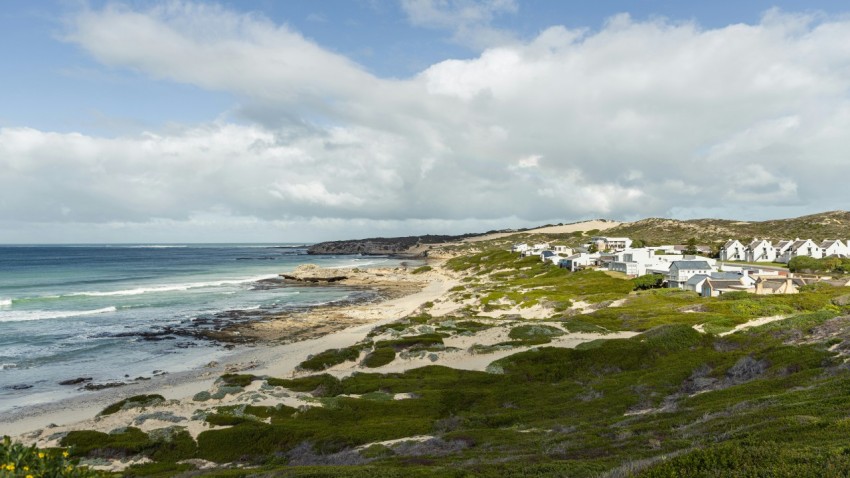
[[755, 278, 763, 295]]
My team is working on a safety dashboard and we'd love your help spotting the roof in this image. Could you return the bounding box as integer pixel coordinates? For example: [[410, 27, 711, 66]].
[[820, 240, 843, 249], [705, 279, 748, 290], [710, 271, 744, 280], [723, 239, 742, 249], [670, 260, 712, 270], [686, 274, 709, 286], [748, 238, 771, 249], [790, 239, 812, 250]]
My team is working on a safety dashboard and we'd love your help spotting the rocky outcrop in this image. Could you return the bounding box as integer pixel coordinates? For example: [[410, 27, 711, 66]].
[[306, 234, 482, 255], [281, 264, 349, 283]]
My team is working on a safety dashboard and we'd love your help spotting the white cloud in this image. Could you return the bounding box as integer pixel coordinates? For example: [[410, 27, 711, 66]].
[[4, 4, 850, 241], [400, 0, 519, 49]]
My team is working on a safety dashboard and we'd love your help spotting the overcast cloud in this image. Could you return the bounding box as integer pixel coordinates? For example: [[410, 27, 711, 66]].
[[2, 3, 850, 242]]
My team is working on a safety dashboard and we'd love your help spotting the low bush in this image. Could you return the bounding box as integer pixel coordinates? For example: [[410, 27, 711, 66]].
[[363, 347, 396, 368], [1, 435, 102, 477], [219, 373, 256, 387], [411, 265, 433, 274], [99, 394, 165, 416], [299, 346, 362, 371]]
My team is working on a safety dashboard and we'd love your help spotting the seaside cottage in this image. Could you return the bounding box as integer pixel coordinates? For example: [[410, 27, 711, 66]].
[[745, 239, 776, 262], [820, 239, 850, 258], [667, 260, 714, 289], [776, 239, 823, 263], [590, 236, 633, 252], [719, 240, 746, 261]]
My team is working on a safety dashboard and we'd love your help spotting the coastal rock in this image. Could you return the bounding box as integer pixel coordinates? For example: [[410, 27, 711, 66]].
[[280, 264, 349, 283], [59, 377, 92, 386], [82, 382, 126, 391], [7, 383, 33, 390]]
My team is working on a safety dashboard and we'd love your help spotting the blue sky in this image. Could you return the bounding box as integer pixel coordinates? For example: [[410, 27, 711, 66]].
[[2, 1, 850, 242]]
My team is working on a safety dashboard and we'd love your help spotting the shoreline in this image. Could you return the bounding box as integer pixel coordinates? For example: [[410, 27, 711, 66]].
[[2, 261, 455, 438]]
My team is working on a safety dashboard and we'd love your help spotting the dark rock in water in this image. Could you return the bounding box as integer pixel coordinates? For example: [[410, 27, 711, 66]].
[[7, 384, 33, 390], [135, 376, 151, 381], [59, 377, 92, 386], [82, 382, 126, 391]]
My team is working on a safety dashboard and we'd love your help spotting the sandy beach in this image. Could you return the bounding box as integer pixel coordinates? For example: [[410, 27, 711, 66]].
[[1, 263, 453, 438]]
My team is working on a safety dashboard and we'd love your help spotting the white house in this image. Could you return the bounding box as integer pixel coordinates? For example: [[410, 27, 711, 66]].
[[776, 239, 823, 263], [820, 240, 849, 258], [590, 236, 633, 252], [745, 239, 776, 263], [559, 253, 598, 272], [608, 261, 642, 277], [719, 240, 746, 261], [775, 240, 794, 259], [552, 245, 573, 255], [667, 260, 714, 289], [511, 243, 529, 253]]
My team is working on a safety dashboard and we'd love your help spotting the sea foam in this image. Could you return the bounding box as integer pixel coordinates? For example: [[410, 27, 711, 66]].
[[65, 274, 280, 298], [0, 306, 118, 323]]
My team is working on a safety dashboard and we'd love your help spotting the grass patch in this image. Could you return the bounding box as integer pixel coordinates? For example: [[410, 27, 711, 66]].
[[363, 347, 396, 368], [299, 345, 362, 371], [99, 394, 165, 416], [411, 265, 433, 274]]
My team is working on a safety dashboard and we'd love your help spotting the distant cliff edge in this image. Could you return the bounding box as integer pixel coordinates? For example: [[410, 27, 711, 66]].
[[307, 233, 485, 256]]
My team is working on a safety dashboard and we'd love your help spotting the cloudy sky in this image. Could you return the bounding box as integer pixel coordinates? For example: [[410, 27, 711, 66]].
[[2, 1, 850, 243]]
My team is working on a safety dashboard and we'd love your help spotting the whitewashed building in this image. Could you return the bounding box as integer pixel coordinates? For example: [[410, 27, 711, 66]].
[[776, 239, 823, 263], [667, 260, 714, 289], [745, 239, 776, 263], [719, 240, 746, 261], [590, 236, 633, 252], [820, 240, 850, 258]]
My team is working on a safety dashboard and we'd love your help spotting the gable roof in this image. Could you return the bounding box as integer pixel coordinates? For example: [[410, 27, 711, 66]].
[[747, 239, 771, 249], [722, 239, 742, 249], [670, 260, 712, 271], [686, 274, 709, 286]]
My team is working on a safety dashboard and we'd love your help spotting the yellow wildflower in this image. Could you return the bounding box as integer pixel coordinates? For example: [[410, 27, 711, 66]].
[[27, 475, 34, 478], [63, 451, 70, 457], [24, 466, 30, 471], [6, 463, 15, 471], [67, 465, 73, 471], [38, 452, 44, 458]]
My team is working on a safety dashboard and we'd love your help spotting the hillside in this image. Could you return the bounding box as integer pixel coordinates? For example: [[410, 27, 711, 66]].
[[605, 210, 850, 245]]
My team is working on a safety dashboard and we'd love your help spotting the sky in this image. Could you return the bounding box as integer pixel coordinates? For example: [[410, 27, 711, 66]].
[[2, 1, 850, 243]]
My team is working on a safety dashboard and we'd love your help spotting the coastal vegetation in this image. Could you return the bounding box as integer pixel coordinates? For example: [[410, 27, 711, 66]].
[[10, 218, 850, 476]]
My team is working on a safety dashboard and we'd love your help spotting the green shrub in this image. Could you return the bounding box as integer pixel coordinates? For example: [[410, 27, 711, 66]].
[[412, 265, 433, 274], [99, 394, 165, 416], [267, 374, 343, 397], [219, 373, 256, 387], [299, 346, 362, 371], [375, 334, 445, 351], [363, 347, 396, 368], [1, 435, 102, 477]]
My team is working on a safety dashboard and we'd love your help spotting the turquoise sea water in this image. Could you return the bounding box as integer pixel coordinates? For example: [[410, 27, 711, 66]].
[[0, 244, 403, 412]]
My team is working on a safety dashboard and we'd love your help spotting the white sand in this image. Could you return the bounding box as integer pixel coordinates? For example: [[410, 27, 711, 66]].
[[3, 266, 457, 438], [462, 220, 620, 243]]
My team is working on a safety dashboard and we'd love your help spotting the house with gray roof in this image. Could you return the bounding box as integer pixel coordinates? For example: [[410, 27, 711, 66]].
[[719, 240, 745, 261], [745, 239, 776, 262], [820, 240, 849, 258], [667, 260, 714, 289], [776, 239, 822, 263]]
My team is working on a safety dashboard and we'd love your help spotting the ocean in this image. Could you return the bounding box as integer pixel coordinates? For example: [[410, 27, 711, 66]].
[[0, 244, 407, 413]]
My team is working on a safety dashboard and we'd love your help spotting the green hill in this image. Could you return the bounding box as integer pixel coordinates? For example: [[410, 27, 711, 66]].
[[605, 210, 850, 245]]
